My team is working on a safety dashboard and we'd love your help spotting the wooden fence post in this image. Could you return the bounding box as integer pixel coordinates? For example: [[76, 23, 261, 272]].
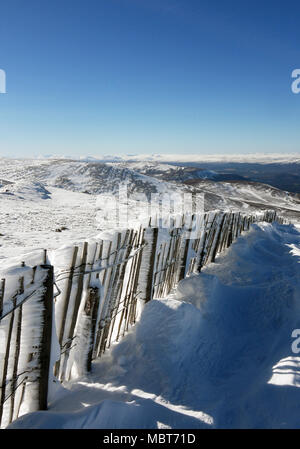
[[218, 213, 230, 253], [194, 214, 209, 273], [106, 230, 134, 349], [37, 265, 53, 411], [0, 279, 5, 318], [0, 284, 15, 426], [207, 213, 226, 264], [202, 212, 218, 267], [85, 286, 100, 372], [57, 247, 78, 349], [115, 231, 140, 342], [137, 227, 159, 304], [178, 215, 195, 281], [60, 242, 88, 381], [9, 277, 24, 424], [54, 246, 78, 378]]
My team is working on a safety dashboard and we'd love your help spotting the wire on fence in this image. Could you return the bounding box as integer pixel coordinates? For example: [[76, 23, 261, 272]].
[[0, 210, 285, 428]]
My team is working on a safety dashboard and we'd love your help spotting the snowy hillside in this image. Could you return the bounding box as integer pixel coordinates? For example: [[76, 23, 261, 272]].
[[109, 161, 246, 183], [1, 157, 300, 261], [1, 156, 300, 429], [0, 158, 185, 260], [186, 179, 300, 218], [97, 155, 300, 194], [0, 158, 179, 196], [8, 222, 300, 429]]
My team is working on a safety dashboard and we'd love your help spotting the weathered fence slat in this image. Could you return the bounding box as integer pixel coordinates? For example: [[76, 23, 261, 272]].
[[107, 230, 134, 349], [138, 227, 159, 304], [60, 242, 88, 381], [93, 240, 112, 358], [116, 231, 140, 342], [98, 233, 123, 355], [0, 279, 5, 318], [126, 227, 146, 329], [37, 265, 53, 410], [0, 296, 17, 425], [85, 286, 100, 372], [9, 277, 24, 424], [0, 209, 285, 428], [57, 246, 79, 349]]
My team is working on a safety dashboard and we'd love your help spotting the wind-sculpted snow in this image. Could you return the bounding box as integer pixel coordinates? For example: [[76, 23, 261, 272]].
[[9, 223, 300, 429]]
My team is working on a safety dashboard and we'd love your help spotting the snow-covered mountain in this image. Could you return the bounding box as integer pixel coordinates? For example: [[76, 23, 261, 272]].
[[36, 152, 300, 164], [37, 154, 300, 193], [186, 179, 300, 217], [107, 160, 300, 219], [1, 157, 300, 261], [0, 158, 180, 197], [109, 161, 248, 183]]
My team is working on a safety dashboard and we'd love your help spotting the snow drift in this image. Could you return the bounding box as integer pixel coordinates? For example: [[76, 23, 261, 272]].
[[8, 222, 300, 429]]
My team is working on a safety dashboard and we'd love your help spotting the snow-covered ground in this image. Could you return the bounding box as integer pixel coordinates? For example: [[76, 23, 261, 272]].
[[0, 158, 186, 261], [8, 222, 300, 429], [1, 157, 300, 262], [0, 183, 100, 260]]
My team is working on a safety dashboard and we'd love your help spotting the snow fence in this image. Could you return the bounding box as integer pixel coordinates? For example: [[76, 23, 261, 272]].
[[0, 210, 285, 427]]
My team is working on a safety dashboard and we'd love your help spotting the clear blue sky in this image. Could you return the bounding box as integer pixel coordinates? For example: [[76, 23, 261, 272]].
[[0, 0, 300, 157]]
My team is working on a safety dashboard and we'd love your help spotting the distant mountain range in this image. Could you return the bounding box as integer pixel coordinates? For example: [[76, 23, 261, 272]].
[[1, 157, 300, 221], [31, 153, 300, 194]]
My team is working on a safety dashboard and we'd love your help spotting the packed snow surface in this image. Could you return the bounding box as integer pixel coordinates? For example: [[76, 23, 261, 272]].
[[9, 222, 300, 429]]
